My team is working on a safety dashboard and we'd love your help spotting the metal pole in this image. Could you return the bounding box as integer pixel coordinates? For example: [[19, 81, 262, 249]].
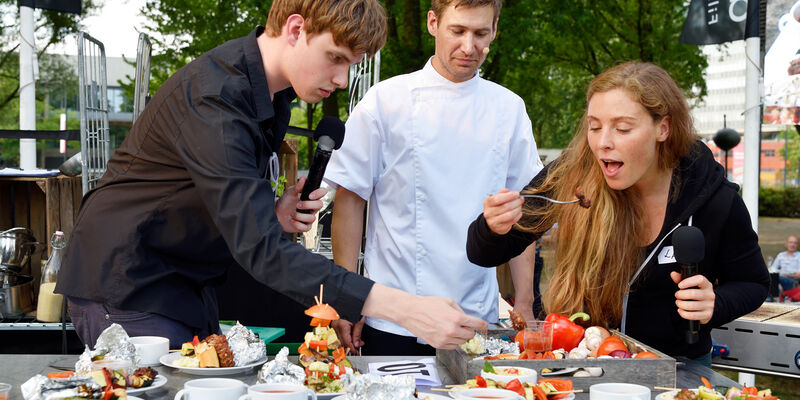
[[19, 5, 36, 169], [742, 36, 761, 233]]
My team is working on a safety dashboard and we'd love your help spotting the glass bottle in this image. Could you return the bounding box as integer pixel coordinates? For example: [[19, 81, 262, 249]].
[[37, 231, 66, 322]]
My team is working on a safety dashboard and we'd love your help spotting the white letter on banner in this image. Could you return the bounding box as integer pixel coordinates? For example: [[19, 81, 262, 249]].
[[729, 0, 747, 22], [708, 0, 720, 24]]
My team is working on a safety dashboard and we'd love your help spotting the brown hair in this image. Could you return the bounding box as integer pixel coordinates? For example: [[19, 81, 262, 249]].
[[266, 0, 387, 57], [431, 0, 503, 22], [520, 62, 699, 328]]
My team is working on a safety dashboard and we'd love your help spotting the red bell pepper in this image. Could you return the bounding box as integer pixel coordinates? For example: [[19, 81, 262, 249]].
[[191, 335, 200, 347], [474, 375, 487, 388], [505, 379, 525, 396], [545, 312, 590, 351], [309, 339, 327, 352], [310, 317, 331, 327], [332, 347, 347, 364]]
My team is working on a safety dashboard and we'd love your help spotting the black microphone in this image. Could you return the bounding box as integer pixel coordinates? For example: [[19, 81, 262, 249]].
[[672, 225, 705, 345], [297, 116, 345, 214]]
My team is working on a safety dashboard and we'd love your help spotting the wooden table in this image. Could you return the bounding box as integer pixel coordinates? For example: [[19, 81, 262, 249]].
[[1, 353, 739, 399]]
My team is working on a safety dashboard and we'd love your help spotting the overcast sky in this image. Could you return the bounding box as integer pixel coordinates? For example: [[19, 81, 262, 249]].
[[52, 0, 149, 58]]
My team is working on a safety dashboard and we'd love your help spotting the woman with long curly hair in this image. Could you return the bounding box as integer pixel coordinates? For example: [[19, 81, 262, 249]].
[[466, 61, 769, 363]]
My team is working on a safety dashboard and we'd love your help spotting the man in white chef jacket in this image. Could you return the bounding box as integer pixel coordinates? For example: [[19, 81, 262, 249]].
[[324, 0, 542, 355]]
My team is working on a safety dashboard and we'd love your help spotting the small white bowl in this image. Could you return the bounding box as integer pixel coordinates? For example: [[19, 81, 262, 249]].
[[480, 366, 537, 385], [130, 336, 170, 367], [589, 383, 650, 400]]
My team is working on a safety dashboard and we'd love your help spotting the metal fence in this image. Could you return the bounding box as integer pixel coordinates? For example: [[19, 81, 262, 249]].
[[76, 32, 110, 194], [347, 51, 380, 114], [132, 33, 152, 124]]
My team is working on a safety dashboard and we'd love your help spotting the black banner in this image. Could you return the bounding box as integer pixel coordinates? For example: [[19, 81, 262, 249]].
[[17, 0, 81, 14], [680, 0, 758, 45]]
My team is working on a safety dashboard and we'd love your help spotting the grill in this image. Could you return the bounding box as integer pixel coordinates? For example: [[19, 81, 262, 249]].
[[711, 302, 800, 378], [0, 314, 74, 331]]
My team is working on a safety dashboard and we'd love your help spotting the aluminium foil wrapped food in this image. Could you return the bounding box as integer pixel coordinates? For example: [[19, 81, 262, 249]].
[[257, 346, 305, 385], [74, 323, 138, 375], [21, 375, 99, 400], [340, 373, 417, 400], [227, 321, 267, 365], [483, 336, 520, 356]]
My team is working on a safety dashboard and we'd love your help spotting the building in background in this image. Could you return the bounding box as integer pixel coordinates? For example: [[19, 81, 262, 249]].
[[39, 55, 134, 169], [692, 41, 794, 187]]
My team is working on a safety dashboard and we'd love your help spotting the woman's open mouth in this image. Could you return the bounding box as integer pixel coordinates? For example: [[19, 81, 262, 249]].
[[601, 159, 624, 177]]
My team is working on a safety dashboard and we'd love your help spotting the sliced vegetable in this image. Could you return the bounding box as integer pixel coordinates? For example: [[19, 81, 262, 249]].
[[701, 376, 712, 389], [474, 375, 487, 388], [608, 349, 632, 358], [309, 317, 331, 327], [332, 347, 347, 364], [531, 383, 548, 400], [309, 339, 328, 352], [191, 335, 200, 347], [304, 303, 340, 321], [539, 378, 573, 400], [505, 378, 525, 396], [47, 371, 75, 379]]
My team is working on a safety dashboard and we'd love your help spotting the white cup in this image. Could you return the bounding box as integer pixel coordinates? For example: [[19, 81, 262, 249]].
[[239, 383, 317, 400], [453, 388, 524, 400], [589, 383, 651, 400], [131, 336, 170, 366], [174, 378, 246, 400]]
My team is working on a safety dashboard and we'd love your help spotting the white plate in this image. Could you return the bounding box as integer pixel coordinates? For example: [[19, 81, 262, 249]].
[[655, 389, 698, 400], [332, 394, 451, 400], [128, 397, 143, 400], [655, 388, 736, 400], [126, 374, 167, 394], [316, 393, 344, 399], [159, 352, 267, 375], [447, 387, 574, 400]]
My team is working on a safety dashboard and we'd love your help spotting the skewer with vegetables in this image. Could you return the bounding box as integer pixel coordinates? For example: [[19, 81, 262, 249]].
[[298, 285, 355, 393]]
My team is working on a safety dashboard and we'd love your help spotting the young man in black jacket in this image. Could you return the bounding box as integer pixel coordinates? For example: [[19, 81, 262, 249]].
[[57, 0, 486, 349]]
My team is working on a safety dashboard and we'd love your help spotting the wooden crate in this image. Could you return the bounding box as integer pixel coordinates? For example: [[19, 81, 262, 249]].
[[0, 175, 82, 291], [437, 329, 676, 389]]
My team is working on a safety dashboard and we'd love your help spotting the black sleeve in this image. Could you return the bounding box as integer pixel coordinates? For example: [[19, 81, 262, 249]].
[[466, 164, 552, 266], [175, 94, 373, 323], [706, 194, 770, 328]]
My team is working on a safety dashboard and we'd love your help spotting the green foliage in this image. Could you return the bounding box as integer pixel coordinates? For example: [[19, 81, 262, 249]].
[[135, 0, 707, 150], [759, 187, 800, 218], [480, 0, 707, 147], [138, 0, 269, 90]]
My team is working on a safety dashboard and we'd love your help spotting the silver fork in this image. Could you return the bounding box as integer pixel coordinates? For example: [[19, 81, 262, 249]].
[[520, 194, 581, 204]]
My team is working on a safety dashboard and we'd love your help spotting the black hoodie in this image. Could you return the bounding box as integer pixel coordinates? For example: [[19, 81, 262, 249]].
[[467, 141, 770, 358]]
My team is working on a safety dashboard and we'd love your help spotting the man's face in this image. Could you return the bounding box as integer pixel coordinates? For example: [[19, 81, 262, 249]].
[[286, 30, 363, 103], [427, 4, 496, 83], [787, 236, 798, 252]]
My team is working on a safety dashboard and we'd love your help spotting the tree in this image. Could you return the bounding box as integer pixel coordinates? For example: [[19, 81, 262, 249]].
[[0, 0, 99, 112], [481, 0, 708, 147], [134, 0, 707, 151]]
